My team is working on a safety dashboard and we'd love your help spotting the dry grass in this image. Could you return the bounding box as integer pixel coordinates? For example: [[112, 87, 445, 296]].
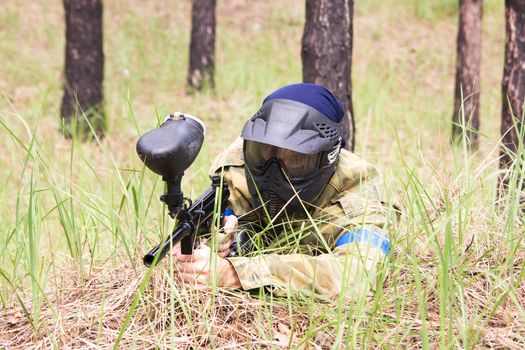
[[1, 261, 338, 349]]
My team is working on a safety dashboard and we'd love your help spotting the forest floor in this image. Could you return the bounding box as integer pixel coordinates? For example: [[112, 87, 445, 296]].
[[1, 0, 524, 348]]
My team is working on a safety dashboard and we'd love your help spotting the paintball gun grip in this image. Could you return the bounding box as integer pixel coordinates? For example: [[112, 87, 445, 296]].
[[142, 176, 229, 268]]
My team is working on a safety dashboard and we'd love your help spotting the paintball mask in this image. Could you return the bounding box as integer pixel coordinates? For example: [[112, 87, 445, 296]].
[[241, 98, 343, 220]]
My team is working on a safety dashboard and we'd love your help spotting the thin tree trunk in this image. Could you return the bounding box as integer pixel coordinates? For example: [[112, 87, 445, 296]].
[[187, 0, 216, 92], [301, 0, 355, 151], [500, 0, 525, 192], [452, 0, 482, 149], [60, 0, 105, 138]]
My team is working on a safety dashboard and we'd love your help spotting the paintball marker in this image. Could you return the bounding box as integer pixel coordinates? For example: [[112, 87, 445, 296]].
[[136, 112, 230, 267]]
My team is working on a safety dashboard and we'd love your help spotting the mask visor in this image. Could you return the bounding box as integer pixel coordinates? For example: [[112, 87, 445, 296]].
[[244, 140, 321, 177]]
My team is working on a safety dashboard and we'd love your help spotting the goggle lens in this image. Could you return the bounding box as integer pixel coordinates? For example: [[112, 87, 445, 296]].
[[244, 141, 320, 177]]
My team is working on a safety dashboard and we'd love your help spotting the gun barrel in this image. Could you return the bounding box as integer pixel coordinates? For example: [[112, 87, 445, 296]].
[[143, 221, 193, 267]]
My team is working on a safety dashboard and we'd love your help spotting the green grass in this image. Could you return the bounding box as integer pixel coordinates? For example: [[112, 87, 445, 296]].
[[1, 0, 524, 348]]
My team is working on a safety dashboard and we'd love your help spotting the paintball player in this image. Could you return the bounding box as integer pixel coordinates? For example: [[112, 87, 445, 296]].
[[173, 83, 392, 299]]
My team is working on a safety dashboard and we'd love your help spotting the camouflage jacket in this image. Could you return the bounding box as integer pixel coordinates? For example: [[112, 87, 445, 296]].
[[210, 137, 391, 300]]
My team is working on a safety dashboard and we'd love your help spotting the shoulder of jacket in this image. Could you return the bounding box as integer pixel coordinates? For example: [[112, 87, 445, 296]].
[[209, 137, 245, 176], [328, 149, 380, 194]]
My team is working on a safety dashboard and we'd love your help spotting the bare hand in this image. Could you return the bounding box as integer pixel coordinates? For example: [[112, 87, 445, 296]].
[[173, 242, 241, 289]]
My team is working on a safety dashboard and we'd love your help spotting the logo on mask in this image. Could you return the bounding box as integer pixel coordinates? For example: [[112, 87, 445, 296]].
[[327, 139, 342, 165]]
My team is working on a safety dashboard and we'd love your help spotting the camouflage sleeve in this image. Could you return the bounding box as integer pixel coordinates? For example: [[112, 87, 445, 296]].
[[227, 221, 390, 299], [227, 161, 394, 299], [227, 236, 389, 299]]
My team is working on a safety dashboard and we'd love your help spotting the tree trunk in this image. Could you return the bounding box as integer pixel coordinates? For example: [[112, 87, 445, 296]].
[[187, 0, 216, 92], [60, 0, 105, 138], [301, 0, 355, 151], [452, 0, 483, 149], [500, 0, 525, 192]]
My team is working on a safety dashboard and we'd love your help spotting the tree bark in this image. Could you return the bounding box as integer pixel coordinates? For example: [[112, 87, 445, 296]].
[[452, 0, 483, 149], [60, 0, 105, 138], [187, 0, 216, 92], [500, 0, 525, 192], [301, 0, 355, 151]]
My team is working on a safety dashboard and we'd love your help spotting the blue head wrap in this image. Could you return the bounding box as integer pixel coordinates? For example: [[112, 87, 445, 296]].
[[262, 83, 345, 123]]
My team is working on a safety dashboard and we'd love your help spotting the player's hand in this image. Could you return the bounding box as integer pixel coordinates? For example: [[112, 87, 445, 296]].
[[215, 214, 238, 257], [173, 242, 241, 289]]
